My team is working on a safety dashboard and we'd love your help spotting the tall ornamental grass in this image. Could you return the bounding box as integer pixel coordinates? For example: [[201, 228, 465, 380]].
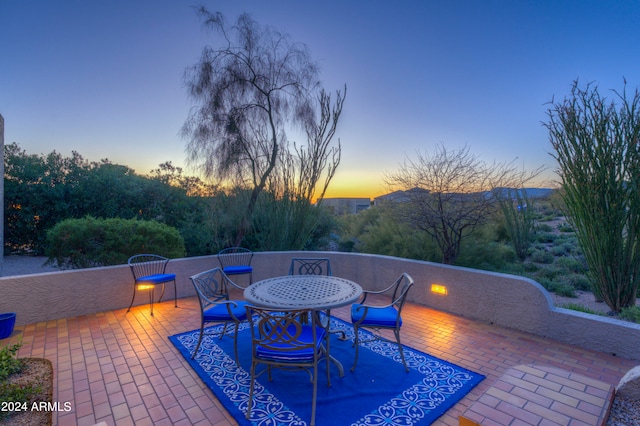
[[546, 81, 640, 312]]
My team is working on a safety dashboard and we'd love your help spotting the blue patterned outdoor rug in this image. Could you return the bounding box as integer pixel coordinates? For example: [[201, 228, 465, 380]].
[[169, 316, 484, 425]]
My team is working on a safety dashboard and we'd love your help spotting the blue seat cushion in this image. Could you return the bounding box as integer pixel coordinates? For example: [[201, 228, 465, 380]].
[[203, 301, 249, 321], [136, 273, 176, 284], [223, 266, 252, 275], [351, 304, 401, 328], [256, 325, 326, 362]]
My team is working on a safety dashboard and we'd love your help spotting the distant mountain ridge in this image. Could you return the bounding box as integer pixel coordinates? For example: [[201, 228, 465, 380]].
[[492, 187, 554, 199], [375, 187, 554, 204]]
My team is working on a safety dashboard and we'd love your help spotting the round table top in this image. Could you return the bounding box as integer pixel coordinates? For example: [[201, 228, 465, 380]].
[[243, 275, 363, 310]]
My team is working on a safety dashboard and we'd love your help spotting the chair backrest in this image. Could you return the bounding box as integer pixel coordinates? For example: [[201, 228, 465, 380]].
[[128, 254, 169, 280], [218, 247, 253, 268], [245, 306, 320, 358], [288, 258, 332, 276], [190, 268, 232, 311], [391, 273, 414, 314]]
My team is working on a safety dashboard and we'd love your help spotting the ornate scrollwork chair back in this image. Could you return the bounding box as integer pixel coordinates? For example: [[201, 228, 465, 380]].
[[245, 306, 329, 426], [288, 258, 333, 276]]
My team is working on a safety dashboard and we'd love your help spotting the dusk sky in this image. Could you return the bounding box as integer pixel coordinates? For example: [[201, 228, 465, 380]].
[[3, 1, 640, 198]]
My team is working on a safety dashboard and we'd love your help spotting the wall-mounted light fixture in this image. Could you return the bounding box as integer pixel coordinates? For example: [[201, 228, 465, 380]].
[[136, 284, 155, 291], [431, 284, 448, 296]]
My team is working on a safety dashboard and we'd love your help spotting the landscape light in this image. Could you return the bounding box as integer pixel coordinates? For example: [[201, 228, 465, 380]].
[[431, 284, 448, 296], [136, 284, 155, 291]]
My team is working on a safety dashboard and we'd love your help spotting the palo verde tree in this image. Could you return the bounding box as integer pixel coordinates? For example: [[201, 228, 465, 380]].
[[546, 80, 640, 313], [385, 144, 540, 265], [182, 9, 345, 247]]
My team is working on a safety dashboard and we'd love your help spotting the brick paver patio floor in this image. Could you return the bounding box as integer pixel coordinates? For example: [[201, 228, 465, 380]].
[[6, 296, 637, 425]]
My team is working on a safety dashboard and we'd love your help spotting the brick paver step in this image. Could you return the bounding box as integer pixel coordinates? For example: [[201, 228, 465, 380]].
[[459, 364, 614, 426]]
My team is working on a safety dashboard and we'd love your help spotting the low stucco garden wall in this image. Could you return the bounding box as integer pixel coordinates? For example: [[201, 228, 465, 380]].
[[1, 251, 639, 360]]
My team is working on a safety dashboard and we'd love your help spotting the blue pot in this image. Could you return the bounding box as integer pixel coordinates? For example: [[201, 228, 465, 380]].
[[0, 313, 16, 339]]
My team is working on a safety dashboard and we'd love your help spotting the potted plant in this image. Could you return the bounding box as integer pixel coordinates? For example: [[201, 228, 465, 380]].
[[0, 312, 16, 339]]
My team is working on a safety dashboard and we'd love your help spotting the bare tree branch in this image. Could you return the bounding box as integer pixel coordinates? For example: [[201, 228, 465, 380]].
[[385, 144, 542, 264], [181, 9, 344, 246]]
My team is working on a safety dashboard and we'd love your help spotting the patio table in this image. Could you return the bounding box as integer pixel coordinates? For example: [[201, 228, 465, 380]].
[[244, 275, 363, 377]]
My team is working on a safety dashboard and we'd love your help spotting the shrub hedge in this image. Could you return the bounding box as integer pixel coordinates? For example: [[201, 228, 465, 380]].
[[45, 217, 186, 269]]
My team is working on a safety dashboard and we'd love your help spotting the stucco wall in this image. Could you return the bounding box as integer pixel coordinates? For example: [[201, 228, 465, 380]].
[[1, 251, 639, 360]]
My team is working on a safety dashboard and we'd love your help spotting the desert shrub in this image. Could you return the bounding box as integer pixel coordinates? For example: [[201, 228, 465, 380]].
[[553, 235, 579, 249], [619, 306, 640, 323], [46, 217, 186, 268], [534, 232, 557, 244], [527, 265, 580, 296], [551, 282, 577, 297], [532, 274, 575, 296], [550, 241, 579, 257], [534, 276, 554, 291], [337, 239, 356, 252], [529, 243, 547, 252], [559, 303, 600, 315], [457, 240, 516, 271], [530, 249, 554, 264], [0, 342, 43, 420], [550, 244, 570, 256], [535, 265, 564, 280], [558, 273, 592, 291], [557, 222, 574, 233], [340, 207, 441, 262], [0, 342, 22, 382], [537, 223, 553, 232], [554, 257, 585, 274]]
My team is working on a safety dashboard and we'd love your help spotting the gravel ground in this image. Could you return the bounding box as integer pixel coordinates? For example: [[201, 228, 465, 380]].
[[0, 358, 53, 426], [607, 396, 640, 426], [551, 290, 640, 315]]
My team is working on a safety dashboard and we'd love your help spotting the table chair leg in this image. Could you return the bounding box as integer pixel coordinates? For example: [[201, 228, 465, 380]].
[[149, 287, 155, 316], [173, 280, 178, 307]]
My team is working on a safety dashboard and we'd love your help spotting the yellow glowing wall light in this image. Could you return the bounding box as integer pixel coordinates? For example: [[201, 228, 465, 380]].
[[431, 284, 448, 295], [137, 284, 155, 291]]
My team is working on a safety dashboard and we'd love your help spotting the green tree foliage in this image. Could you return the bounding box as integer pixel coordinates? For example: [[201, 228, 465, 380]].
[[4, 143, 335, 258], [546, 80, 640, 312], [456, 223, 517, 271], [46, 217, 186, 268], [338, 206, 441, 261], [4, 143, 212, 256], [339, 204, 524, 272]]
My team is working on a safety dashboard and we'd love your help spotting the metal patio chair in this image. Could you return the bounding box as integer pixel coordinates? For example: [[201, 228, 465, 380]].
[[245, 306, 329, 426], [190, 268, 249, 362], [288, 258, 333, 325], [288, 258, 333, 276], [127, 254, 177, 316], [351, 272, 414, 372], [217, 247, 253, 284]]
